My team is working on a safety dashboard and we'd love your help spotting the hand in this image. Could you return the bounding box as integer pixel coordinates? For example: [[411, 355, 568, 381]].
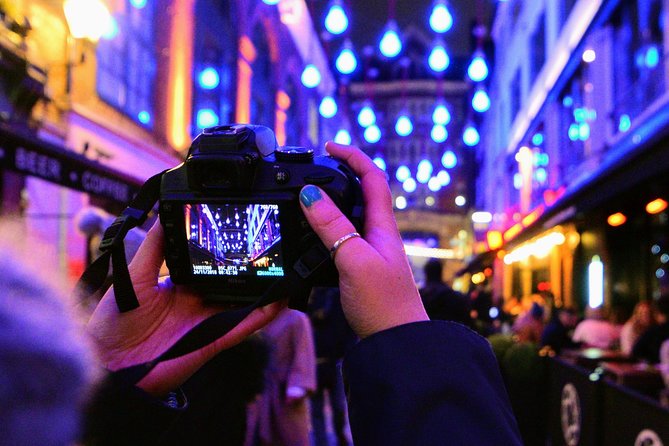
[[87, 220, 285, 396], [299, 142, 428, 339]]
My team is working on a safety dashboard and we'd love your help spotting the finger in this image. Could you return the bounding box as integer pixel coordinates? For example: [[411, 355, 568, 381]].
[[299, 184, 366, 260], [325, 142, 403, 249], [128, 219, 164, 289]]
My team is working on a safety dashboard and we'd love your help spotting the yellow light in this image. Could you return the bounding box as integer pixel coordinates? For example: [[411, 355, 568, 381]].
[[472, 272, 486, 284], [404, 245, 457, 259], [503, 231, 566, 264], [63, 0, 112, 42], [522, 205, 544, 227], [503, 223, 523, 242], [646, 198, 668, 215], [487, 230, 503, 250], [607, 212, 627, 227]]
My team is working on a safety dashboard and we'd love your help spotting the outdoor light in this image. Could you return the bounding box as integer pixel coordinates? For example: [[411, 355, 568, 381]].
[[436, 170, 451, 186], [441, 150, 456, 168], [472, 88, 491, 113], [472, 212, 492, 224], [428, 177, 442, 192], [431, 124, 448, 143], [582, 49, 596, 63], [301, 64, 321, 88], [197, 109, 219, 128], [417, 159, 433, 184], [263, 0, 280, 4], [403, 177, 417, 193], [588, 256, 604, 308], [137, 111, 151, 125], [63, 0, 113, 42], [467, 51, 489, 82], [455, 195, 466, 206], [532, 132, 544, 146], [607, 212, 627, 227], [428, 43, 450, 72], [396, 165, 411, 182], [373, 156, 387, 171], [432, 104, 451, 125], [336, 42, 358, 75], [395, 115, 413, 136], [379, 20, 402, 58], [395, 196, 408, 209], [198, 67, 220, 90], [130, 0, 147, 8], [463, 125, 480, 146], [429, 1, 453, 33], [357, 105, 376, 127], [319, 96, 338, 118], [324, 0, 348, 35], [619, 114, 631, 132], [334, 129, 351, 145], [646, 198, 668, 215], [364, 125, 381, 143]]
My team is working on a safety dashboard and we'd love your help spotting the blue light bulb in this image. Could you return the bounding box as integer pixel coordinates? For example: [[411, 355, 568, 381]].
[[431, 124, 448, 143], [396, 165, 411, 182], [130, 0, 147, 8], [373, 156, 387, 171], [532, 133, 544, 146], [467, 53, 489, 82], [364, 125, 381, 143], [472, 89, 491, 112], [197, 109, 219, 128], [334, 129, 351, 145], [395, 115, 413, 136], [437, 170, 451, 186], [137, 110, 151, 124], [618, 114, 631, 132], [463, 126, 480, 146], [319, 96, 338, 118], [441, 150, 457, 168], [336, 47, 357, 74], [428, 44, 450, 72], [357, 105, 376, 127], [428, 177, 442, 192], [198, 67, 220, 90], [429, 2, 453, 33], [403, 177, 417, 193], [432, 104, 451, 125], [324, 2, 348, 35], [301, 64, 321, 88], [646, 45, 660, 68], [379, 21, 402, 58], [417, 159, 433, 184]]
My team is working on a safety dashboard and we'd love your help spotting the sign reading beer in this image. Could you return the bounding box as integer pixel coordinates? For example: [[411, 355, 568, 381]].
[[0, 125, 142, 203]]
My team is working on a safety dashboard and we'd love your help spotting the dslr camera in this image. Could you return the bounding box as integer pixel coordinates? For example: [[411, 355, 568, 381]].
[[159, 124, 363, 304]]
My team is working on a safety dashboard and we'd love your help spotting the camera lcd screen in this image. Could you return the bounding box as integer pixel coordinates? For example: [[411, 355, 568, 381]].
[[184, 203, 285, 278]]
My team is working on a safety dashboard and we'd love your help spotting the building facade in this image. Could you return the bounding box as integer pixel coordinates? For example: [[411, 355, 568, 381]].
[[477, 0, 669, 313], [0, 0, 335, 284]]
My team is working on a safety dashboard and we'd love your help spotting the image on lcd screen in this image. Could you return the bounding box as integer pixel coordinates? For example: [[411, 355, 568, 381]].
[[184, 203, 284, 277]]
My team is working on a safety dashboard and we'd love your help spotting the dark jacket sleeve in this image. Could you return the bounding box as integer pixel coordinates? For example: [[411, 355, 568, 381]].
[[342, 321, 522, 445]]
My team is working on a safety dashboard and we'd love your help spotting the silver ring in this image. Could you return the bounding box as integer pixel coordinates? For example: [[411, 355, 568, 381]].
[[330, 232, 361, 259]]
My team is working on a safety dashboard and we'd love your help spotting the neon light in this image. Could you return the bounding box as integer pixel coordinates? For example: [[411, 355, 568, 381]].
[[588, 256, 604, 308], [404, 245, 456, 259], [168, 0, 194, 148], [503, 231, 566, 264]]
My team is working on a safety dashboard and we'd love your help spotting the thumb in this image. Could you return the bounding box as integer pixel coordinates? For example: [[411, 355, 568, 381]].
[[298, 185, 359, 253]]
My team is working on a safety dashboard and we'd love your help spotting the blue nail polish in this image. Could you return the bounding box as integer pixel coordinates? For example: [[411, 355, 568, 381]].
[[300, 185, 322, 207]]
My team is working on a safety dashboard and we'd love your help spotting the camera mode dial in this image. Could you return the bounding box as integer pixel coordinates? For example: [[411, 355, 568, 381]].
[[275, 146, 314, 162]]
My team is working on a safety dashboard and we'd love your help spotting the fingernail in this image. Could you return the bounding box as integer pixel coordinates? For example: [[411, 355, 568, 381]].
[[300, 185, 322, 207]]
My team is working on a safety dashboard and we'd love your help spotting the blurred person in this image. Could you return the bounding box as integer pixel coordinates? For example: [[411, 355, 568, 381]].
[[6, 143, 520, 445], [632, 294, 669, 363], [245, 308, 316, 446], [419, 258, 472, 326], [512, 301, 545, 344], [540, 307, 580, 354], [620, 301, 656, 356], [572, 307, 622, 349], [308, 287, 356, 446]]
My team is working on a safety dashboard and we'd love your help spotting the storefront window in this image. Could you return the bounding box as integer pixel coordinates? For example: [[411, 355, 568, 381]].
[[96, 0, 156, 128]]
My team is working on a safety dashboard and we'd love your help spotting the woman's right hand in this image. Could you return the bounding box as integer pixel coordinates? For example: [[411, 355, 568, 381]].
[[298, 142, 428, 339]]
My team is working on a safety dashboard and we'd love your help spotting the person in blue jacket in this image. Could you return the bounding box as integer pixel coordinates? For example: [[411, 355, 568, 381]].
[[82, 142, 522, 445]]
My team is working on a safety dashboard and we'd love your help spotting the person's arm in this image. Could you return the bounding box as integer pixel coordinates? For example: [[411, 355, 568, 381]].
[[285, 311, 317, 404], [299, 142, 522, 445]]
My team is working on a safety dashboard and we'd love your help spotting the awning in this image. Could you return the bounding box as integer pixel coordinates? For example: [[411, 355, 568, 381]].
[[0, 123, 142, 204]]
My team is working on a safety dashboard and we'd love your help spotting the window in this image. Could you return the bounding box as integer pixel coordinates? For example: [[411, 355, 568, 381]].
[[96, 0, 156, 127]]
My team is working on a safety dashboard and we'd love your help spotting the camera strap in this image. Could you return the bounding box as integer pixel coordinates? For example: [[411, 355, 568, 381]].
[[76, 170, 331, 386]]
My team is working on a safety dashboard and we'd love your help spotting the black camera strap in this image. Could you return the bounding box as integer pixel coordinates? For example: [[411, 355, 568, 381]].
[[76, 170, 331, 386]]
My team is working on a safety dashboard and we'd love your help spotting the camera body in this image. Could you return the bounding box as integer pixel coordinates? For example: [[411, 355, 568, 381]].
[[159, 124, 363, 304]]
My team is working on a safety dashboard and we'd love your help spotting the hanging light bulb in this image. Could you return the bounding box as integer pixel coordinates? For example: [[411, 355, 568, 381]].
[[379, 20, 402, 58], [437, 170, 451, 186], [319, 96, 338, 118], [324, 0, 348, 35], [198, 67, 220, 90], [403, 177, 417, 193], [428, 42, 450, 72], [463, 125, 480, 146], [429, 0, 453, 33], [334, 129, 351, 145], [432, 104, 451, 125], [396, 165, 411, 182], [301, 64, 321, 88], [336, 40, 358, 75], [357, 104, 376, 127], [431, 124, 448, 143], [441, 150, 457, 168], [467, 51, 489, 82], [364, 125, 382, 143], [373, 156, 387, 171], [395, 114, 413, 136], [472, 88, 491, 112], [428, 177, 442, 192], [417, 159, 433, 184]]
